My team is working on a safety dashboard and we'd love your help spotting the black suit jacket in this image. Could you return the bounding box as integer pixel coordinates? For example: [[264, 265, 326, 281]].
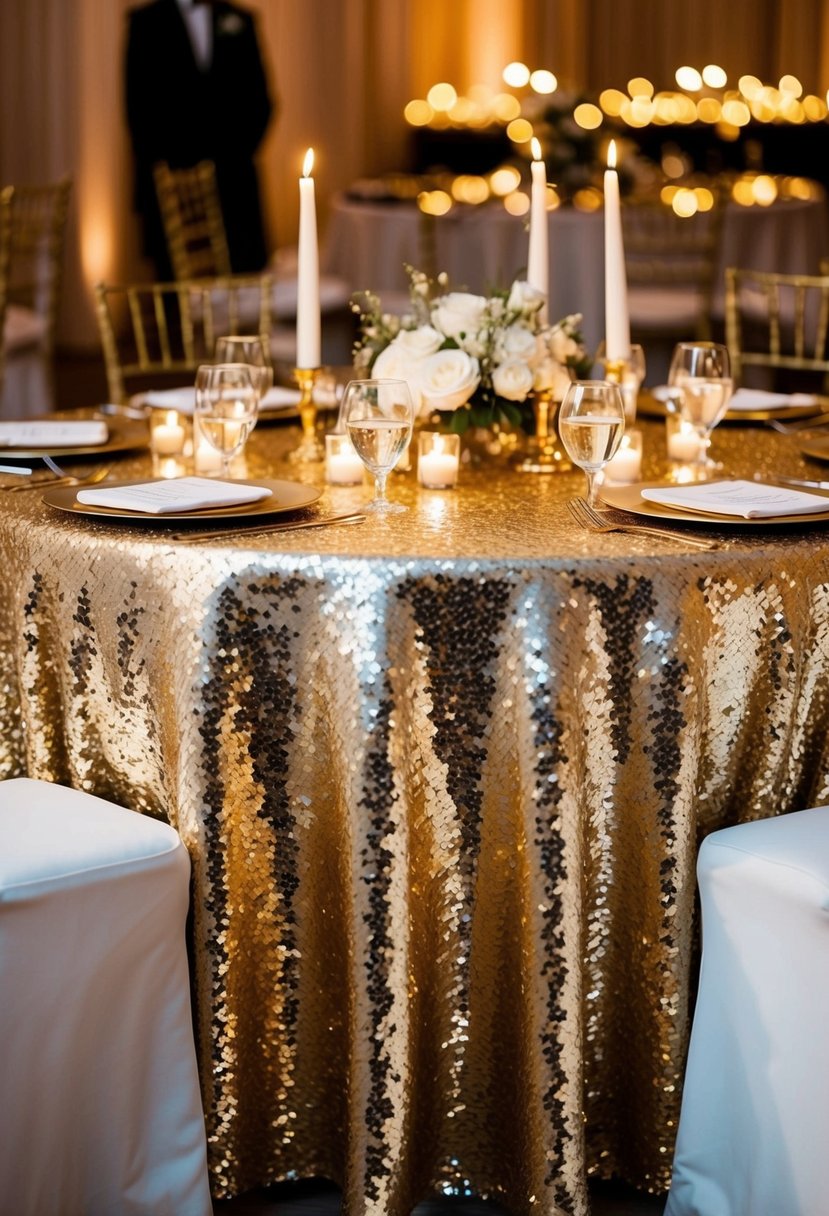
[[125, 0, 273, 274]]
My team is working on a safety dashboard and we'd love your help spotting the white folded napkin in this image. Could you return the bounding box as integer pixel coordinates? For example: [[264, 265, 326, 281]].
[[641, 478, 829, 519], [140, 386, 301, 415], [727, 389, 819, 412], [76, 476, 272, 515], [0, 420, 109, 448]]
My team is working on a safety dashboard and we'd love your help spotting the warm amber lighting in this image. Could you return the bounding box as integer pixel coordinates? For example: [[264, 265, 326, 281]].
[[599, 88, 627, 116], [607, 140, 617, 169], [779, 74, 803, 97], [81, 219, 113, 284], [506, 117, 534, 142], [695, 187, 715, 211], [660, 185, 678, 204], [404, 99, 433, 126], [302, 148, 314, 177], [628, 77, 654, 98], [489, 166, 522, 195], [752, 175, 778, 205], [803, 94, 828, 121], [417, 190, 452, 216], [721, 98, 750, 126], [529, 69, 557, 94], [572, 187, 602, 212], [450, 175, 490, 205], [502, 61, 530, 88], [732, 179, 756, 205], [427, 82, 458, 111], [676, 95, 698, 122], [503, 191, 530, 216], [531, 136, 542, 161], [675, 66, 703, 91], [671, 188, 698, 218], [492, 93, 521, 121], [545, 185, 561, 210], [661, 152, 687, 178], [574, 103, 603, 129], [697, 97, 722, 123], [702, 64, 727, 88], [630, 96, 654, 124], [739, 75, 764, 100]]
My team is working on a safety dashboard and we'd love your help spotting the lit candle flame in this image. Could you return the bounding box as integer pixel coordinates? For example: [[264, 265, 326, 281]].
[[607, 140, 617, 170], [531, 136, 542, 161], [302, 147, 314, 178]]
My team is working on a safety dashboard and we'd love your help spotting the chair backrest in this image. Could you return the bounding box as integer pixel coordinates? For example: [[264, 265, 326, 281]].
[[153, 161, 232, 281], [725, 266, 829, 384], [1, 176, 71, 358], [94, 275, 273, 403], [623, 188, 727, 339]]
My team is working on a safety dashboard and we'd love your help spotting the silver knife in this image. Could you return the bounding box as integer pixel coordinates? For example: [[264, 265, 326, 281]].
[[754, 474, 829, 492], [169, 512, 366, 542]]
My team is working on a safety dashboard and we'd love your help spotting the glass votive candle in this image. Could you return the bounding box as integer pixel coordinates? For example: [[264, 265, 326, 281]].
[[417, 431, 460, 488], [666, 413, 706, 464], [325, 433, 364, 485], [149, 408, 187, 456], [604, 428, 643, 483]]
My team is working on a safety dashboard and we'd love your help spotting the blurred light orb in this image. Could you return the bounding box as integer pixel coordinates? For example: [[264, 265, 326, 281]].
[[628, 77, 654, 98], [779, 74, 803, 97], [722, 99, 750, 126], [506, 117, 534, 143], [752, 175, 778, 205], [702, 64, 727, 88], [503, 191, 530, 216], [489, 166, 522, 195], [502, 61, 530, 88], [529, 69, 558, 94], [574, 103, 603, 129], [492, 93, 522, 122], [672, 188, 698, 217], [417, 190, 452, 216], [427, 82, 458, 112], [573, 187, 602, 212], [451, 175, 490, 205], [675, 66, 703, 91], [599, 88, 626, 116], [695, 187, 715, 211], [404, 99, 433, 126], [697, 97, 722, 123]]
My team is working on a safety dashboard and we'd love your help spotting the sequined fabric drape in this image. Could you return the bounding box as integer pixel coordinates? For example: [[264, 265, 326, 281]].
[[2, 420, 829, 1216]]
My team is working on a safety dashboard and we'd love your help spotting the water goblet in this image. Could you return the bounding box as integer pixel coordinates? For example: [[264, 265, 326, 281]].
[[343, 379, 414, 514], [558, 380, 626, 507], [214, 334, 273, 403], [668, 341, 733, 473], [194, 362, 259, 478]]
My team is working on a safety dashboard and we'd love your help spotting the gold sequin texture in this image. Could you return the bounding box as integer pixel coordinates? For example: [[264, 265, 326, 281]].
[[2, 419, 829, 1214]]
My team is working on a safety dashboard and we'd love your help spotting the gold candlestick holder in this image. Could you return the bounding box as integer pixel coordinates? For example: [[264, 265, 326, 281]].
[[603, 357, 626, 385], [288, 366, 324, 463], [515, 388, 572, 475]]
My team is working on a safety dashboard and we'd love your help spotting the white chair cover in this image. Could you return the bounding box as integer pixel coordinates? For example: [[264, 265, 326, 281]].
[[666, 805, 829, 1216], [0, 778, 212, 1216]]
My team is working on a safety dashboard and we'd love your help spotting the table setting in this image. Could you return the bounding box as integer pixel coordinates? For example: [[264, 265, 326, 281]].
[[6, 141, 829, 1216]]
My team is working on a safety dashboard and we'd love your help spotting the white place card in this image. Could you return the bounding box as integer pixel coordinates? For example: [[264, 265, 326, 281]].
[[140, 386, 301, 414], [76, 476, 272, 515], [727, 389, 819, 412], [641, 479, 829, 519], [0, 420, 109, 448]]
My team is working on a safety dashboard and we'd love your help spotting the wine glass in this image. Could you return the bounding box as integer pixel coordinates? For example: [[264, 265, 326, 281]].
[[668, 342, 733, 473], [214, 334, 273, 404], [194, 362, 259, 478], [343, 379, 414, 514], [595, 342, 646, 424], [558, 380, 626, 507]]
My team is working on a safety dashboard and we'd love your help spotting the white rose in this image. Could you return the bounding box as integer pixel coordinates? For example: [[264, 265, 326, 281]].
[[455, 328, 487, 359], [419, 349, 480, 412], [494, 322, 537, 363], [507, 280, 546, 316], [492, 359, 534, 401], [393, 325, 444, 359], [373, 342, 423, 410], [533, 359, 572, 400], [549, 328, 580, 363], [431, 292, 488, 341]]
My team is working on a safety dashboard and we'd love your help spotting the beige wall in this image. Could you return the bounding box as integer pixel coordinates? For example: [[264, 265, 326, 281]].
[[2, 0, 829, 346]]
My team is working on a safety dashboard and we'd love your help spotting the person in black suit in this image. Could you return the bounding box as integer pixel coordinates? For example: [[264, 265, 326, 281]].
[[125, 0, 274, 277]]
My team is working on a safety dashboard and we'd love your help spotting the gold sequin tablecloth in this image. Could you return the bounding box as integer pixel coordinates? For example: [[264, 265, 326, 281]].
[[2, 420, 829, 1216]]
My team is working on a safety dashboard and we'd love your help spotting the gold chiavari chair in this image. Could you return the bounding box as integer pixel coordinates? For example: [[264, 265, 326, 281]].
[[624, 186, 727, 344], [153, 160, 353, 362], [94, 275, 273, 404], [0, 176, 72, 413], [725, 267, 829, 387]]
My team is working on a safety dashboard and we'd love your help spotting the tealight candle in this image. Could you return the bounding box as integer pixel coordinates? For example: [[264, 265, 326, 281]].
[[604, 429, 642, 483], [667, 418, 705, 463], [418, 432, 460, 489], [325, 434, 364, 485], [150, 409, 186, 456], [193, 417, 224, 473]]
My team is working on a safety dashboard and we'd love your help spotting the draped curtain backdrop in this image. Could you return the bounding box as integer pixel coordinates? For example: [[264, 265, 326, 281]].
[[1, 0, 829, 346]]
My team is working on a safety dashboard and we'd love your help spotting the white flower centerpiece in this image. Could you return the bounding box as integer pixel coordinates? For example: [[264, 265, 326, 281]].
[[351, 267, 592, 437]]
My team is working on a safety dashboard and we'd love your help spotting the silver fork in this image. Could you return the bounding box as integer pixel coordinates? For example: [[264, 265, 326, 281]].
[[766, 413, 829, 435], [567, 497, 716, 550], [7, 462, 112, 492]]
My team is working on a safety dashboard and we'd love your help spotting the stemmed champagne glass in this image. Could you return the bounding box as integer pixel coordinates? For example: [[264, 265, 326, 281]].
[[558, 380, 626, 506], [343, 379, 413, 514], [668, 341, 733, 473], [194, 362, 259, 478], [215, 334, 273, 405]]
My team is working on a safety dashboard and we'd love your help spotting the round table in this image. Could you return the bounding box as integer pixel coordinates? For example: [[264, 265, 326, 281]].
[[2, 414, 829, 1214]]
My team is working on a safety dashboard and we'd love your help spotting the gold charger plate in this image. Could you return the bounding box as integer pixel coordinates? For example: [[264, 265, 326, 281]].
[[636, 390, 824, 424], [601, 480, 829, 527], [0, 415, 148, 460], [42, 477, 322, 526], [797, 434, 829, 463]]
